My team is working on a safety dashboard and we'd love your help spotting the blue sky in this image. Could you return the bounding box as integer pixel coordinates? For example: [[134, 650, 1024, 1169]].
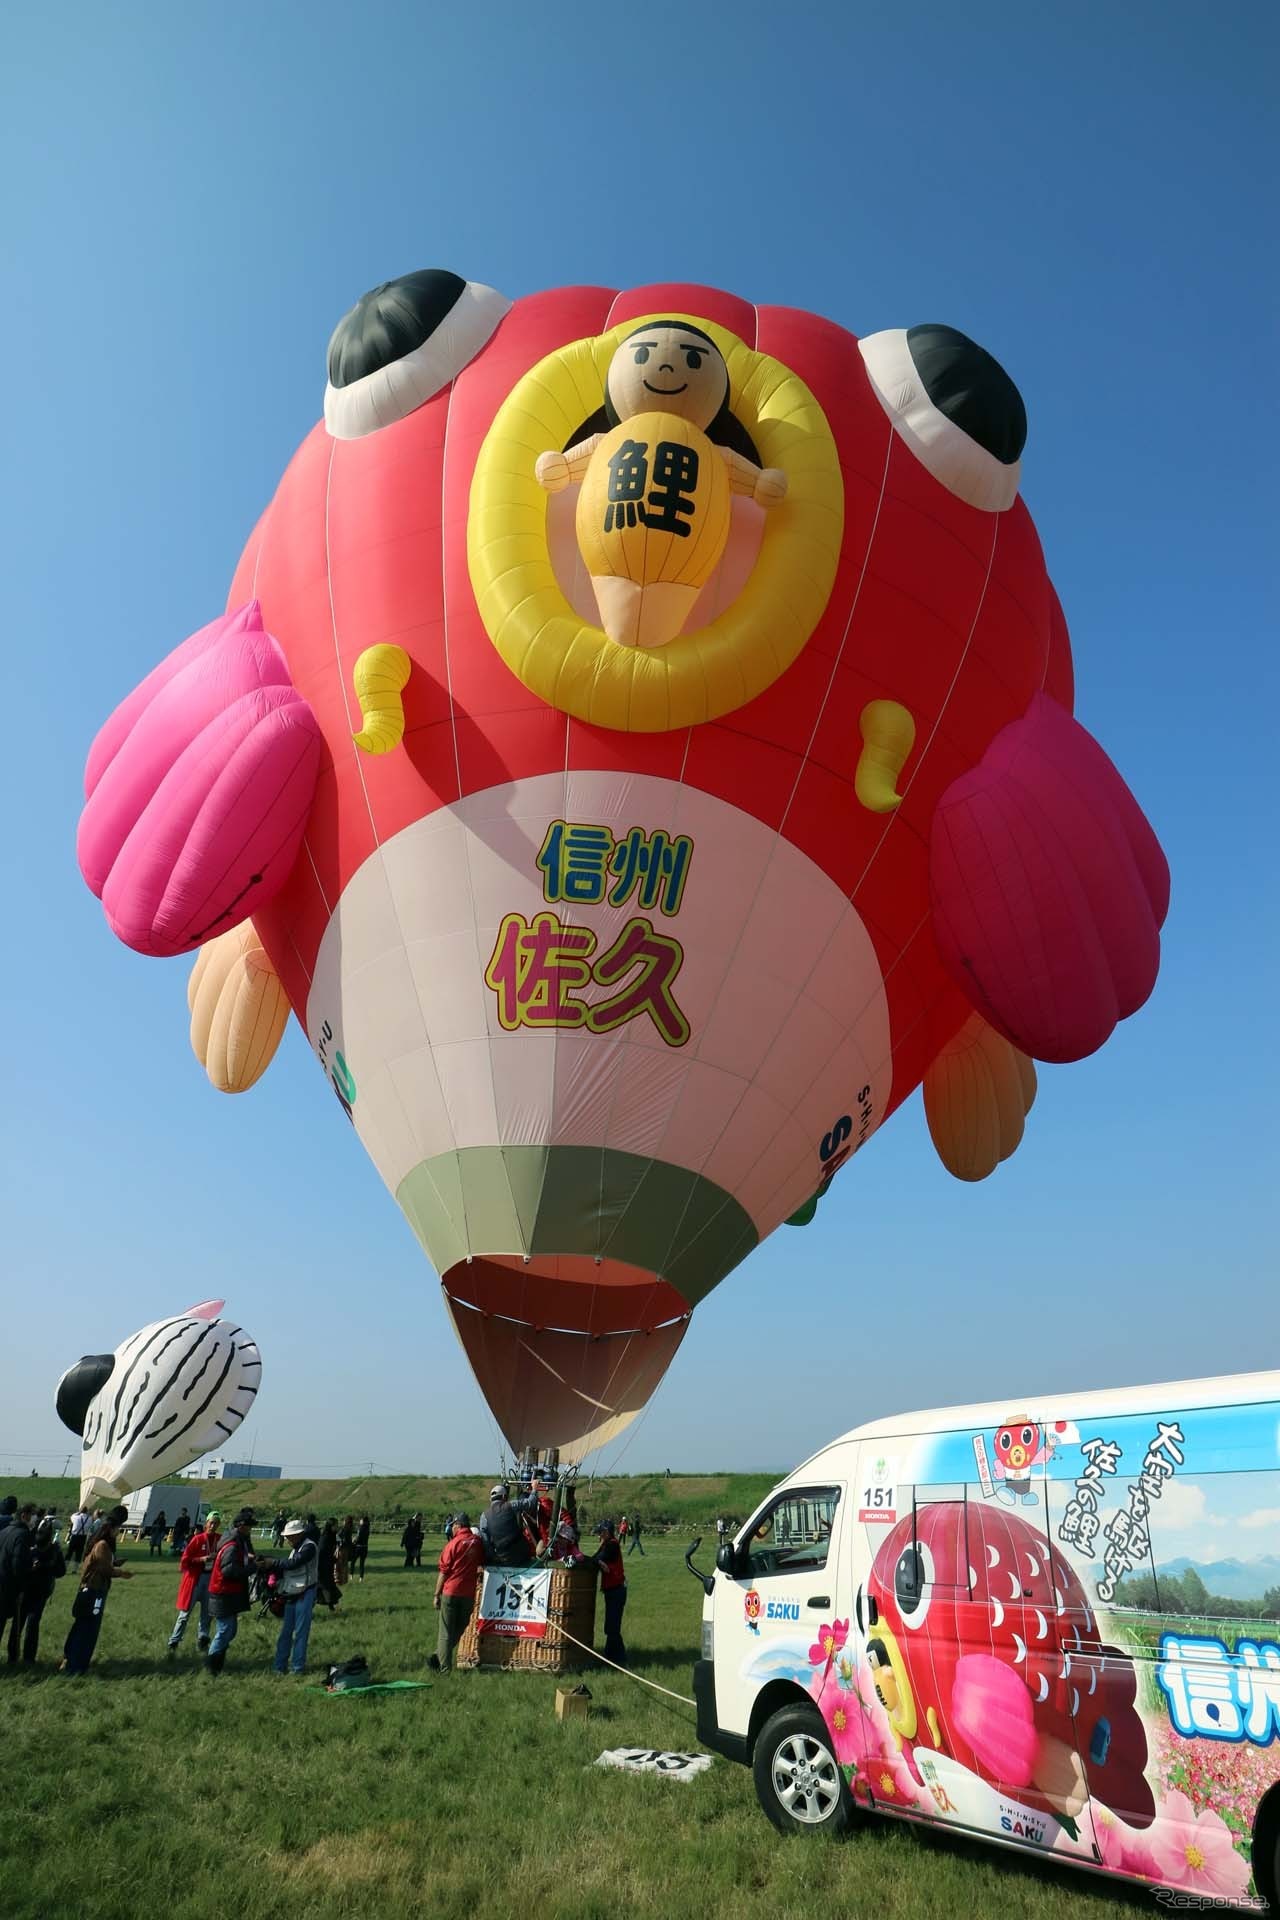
[[2, 3, 1275, 1480]]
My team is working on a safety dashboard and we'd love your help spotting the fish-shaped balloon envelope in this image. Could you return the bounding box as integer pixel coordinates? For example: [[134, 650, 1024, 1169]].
[[78, 269, 1170, 1462], [56, 1300, 262, 1504]]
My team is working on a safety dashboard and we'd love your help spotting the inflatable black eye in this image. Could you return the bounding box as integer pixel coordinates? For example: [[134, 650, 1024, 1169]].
[[55, 1353, 115, 1437], [858, 323, 1026, 511], [324, 268, 511, 441], [684, 347, 703, 369], [634, 344, 651, 365]]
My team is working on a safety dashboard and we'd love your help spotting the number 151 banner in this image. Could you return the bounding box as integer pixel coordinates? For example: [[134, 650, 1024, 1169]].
[[476, 1566, 552, 1638]]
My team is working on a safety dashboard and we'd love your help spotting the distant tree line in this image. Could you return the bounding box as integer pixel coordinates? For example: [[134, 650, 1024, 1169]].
[[1112, 1566, 1280, 1621]]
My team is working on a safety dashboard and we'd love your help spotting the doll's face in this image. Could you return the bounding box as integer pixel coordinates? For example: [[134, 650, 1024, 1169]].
[[606, 325, 729, 430]]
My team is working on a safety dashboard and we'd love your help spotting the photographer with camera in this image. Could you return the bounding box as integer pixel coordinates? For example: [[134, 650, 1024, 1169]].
[[273, 1518, 320, 1676]]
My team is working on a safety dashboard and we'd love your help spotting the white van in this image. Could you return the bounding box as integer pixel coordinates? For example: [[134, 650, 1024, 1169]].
[[692, 1370, 1280, 1907]]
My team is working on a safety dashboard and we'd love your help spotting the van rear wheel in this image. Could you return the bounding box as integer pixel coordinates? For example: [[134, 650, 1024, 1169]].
[[753, 1704, 852, 1836]]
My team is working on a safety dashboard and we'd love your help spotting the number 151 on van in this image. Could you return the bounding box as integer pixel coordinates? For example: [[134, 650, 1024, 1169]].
[[858, 1482, 897, 1525]]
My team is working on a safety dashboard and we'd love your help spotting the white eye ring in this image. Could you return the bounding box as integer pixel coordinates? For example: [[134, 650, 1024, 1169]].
[[859, 327, 1022, 512], [324, 278, 511, 441]]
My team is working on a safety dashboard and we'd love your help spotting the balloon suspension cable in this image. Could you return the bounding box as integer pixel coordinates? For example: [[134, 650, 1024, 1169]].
[[592, 1385, 658, 1487]]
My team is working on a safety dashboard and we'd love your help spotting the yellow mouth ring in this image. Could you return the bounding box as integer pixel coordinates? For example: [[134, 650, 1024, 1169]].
[[467, 313, 844, 733]]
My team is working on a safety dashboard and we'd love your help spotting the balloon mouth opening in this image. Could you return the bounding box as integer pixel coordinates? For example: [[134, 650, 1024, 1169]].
[[442, 1274, 692, 1459], [442, 1252, 689, 1337]]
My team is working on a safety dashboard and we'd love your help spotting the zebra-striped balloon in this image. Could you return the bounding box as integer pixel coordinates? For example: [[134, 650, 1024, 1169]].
[[56, 1300, 262, 1504]]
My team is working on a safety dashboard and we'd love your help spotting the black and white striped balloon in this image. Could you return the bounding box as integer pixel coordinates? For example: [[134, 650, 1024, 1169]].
[[56, 1299, 262, 1503]]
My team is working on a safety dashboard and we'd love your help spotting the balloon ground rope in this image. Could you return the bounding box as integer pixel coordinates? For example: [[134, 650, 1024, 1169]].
[[545, 1622, 696, 1713]]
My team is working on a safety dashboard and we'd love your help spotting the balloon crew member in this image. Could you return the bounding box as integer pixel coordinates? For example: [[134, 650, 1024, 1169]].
[[273, 1518, 320, 1676], [60, 1505, 132, 1675], [171, 1509, 191, 1556], [15, 1518, 67, 1664], [628, 1514, 645, 1556], [549, 1518, 586, 1567], [593, 1521, 627, 1668], [148, 1510, 168, 1557], [529, 1475, 554, 1552], [168, 1509, 222, 1655], [205, 1508, 259, 1675], [478, 1484, 540, 1569], [428, 1510, 486, 1673], [0, 1502, 39, 1661]]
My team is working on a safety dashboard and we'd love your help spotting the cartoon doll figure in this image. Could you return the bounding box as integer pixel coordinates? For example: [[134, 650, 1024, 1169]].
[[744, 1588, 762, 1636], [992, 1417, 1057, 1505], [535, 321, 787, 649]]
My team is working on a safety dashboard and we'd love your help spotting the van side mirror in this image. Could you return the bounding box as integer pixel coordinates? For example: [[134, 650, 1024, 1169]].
[[716, 1543, 740, 1576]]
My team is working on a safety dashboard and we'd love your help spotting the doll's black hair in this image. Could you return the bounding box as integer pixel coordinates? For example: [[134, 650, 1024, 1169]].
[[569, 320, 761, 463]]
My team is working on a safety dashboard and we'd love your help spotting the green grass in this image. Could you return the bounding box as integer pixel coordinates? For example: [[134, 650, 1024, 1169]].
[[0, 1536, 1156, 1920]]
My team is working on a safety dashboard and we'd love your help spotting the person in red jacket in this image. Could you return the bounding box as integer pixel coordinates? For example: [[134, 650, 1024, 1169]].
[[167, 1510, 221, 1656], [594, 1521, 627, 1667], [205, 1508, 260, 1676], [530, 1475, 554, 1551], [428, 1511, 485, 1673]]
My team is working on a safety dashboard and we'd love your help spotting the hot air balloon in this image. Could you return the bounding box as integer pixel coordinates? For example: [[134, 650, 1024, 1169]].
[[77, 270, 1169, 1460], [56, 1301, 262, 1504]]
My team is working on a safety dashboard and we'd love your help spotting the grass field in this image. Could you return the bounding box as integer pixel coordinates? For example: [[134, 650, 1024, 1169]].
[[0, 1531, 1160, 1920]]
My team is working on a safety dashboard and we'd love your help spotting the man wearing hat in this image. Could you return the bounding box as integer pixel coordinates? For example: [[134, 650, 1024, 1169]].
[[428, 1511, 485, 1673], [167, 1508, 222, 1655], [205, 1508, 260, 1675], [273, 1518, 320, 1676], [477, 1483, 540, 1569]]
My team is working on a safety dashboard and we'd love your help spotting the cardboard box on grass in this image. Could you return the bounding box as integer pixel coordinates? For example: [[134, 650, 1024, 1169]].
[[555, 1684, 592, 1722]]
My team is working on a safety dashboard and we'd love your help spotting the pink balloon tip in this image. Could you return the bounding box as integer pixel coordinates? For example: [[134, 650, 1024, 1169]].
[[185, 1299, 225, 1321]]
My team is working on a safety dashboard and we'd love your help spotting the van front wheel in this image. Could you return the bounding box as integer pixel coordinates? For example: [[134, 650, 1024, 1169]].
[[753, 1705, 853, 1836]]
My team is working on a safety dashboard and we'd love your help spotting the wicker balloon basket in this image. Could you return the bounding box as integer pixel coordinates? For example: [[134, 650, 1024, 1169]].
[[456, 1564, 597, 1672]]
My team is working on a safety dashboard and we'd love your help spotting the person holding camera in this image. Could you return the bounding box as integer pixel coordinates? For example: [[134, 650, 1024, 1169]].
[[273, 1518, 320, 1676]]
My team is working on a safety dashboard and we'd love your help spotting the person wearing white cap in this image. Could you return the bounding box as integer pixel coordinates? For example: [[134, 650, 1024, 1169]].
[[273, 1518, 320, 1676], [477, 1482, 540, 1569]]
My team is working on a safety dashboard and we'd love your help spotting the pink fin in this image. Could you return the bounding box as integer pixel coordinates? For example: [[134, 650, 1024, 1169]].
[[78, 603, 322, 957], [184, 1299, 225, 1321], [929, 694, 1169, 1063]]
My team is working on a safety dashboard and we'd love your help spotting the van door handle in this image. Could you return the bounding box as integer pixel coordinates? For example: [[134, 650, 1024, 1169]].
[[807, 1595, 830, 1609]]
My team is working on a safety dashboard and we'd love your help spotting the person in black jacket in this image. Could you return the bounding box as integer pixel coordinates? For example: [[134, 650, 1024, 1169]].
[[400, 1514, 424, 1570], [317, 1520, 342, 1610], [477, 1485, 540, 1569], [352, 1514, 371, 1582], [0, 1503, 38, 1662], [16, 1518, 67, 1663]]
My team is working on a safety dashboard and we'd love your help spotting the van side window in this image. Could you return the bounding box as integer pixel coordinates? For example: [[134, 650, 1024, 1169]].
[[744, 1487, 840, 1578]]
